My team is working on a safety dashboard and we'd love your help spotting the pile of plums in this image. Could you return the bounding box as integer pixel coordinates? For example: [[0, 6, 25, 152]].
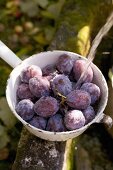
[[16, 54, 100, 132]]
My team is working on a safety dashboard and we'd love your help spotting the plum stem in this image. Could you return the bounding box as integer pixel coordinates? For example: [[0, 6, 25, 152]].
[[55, 89, 67, 105]]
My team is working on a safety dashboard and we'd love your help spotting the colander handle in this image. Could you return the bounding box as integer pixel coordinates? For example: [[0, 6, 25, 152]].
[[96, 113, 113, 128], [0, 40, 22, 68]]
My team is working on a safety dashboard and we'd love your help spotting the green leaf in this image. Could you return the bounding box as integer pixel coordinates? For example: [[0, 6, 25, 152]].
[[16, 46, 33, 58], [0, 124, 5, 136], [109, 68, 113, 88], [76, 25, 90, 56], [47, 0, 65, 18], [33, 33, 48, 45], [0, 98, 17, 129], [34, 0, 49, 8], [44, 26, 55, 42], [0, 133, 9, 149], [41, 10, 56, 19], [0, 125, 9, 149], [0, 66, 11, 97], [20, 1, 39, 17]]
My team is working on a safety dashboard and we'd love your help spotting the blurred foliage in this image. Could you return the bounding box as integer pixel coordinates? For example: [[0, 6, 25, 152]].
[[109, 67, 113, 87], [0, 98, 17, 129], [0, 0, 66, 56], [0, 98, 17, 144], [0, 66, 11, 97], [0, 97, 21, 170]]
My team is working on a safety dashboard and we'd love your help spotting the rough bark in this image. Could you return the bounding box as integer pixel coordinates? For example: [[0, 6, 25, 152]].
[[12, 128, 66, 170]]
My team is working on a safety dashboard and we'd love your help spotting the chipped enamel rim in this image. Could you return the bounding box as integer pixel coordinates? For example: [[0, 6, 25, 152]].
[[6, 50, 108, 141]]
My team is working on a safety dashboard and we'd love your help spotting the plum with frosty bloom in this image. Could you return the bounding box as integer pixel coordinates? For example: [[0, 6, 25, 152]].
[[20, 65, 42, 83], [34, 96, 59, 118], [66, 90, 91, 110], [29, 76, 50, 98], [29, 116, 47, 130], [80, 82, 100, 105], [15, 99, 35, 121], [56, 54, 74, 75], [73, 59, 93, 83], [83, 106, 96, 124], [42, 64, 56, 76], [51, 74, 72, 96], [46, 114, 66, 132], [64, 110, 85, 130], [17, 83, 35, 100]]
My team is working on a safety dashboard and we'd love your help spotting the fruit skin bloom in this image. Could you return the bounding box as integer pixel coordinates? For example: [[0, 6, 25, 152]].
[[34, 96, 59, 118], [20, 65, 42, 83], [17, 83, 35, 100], [15, 99, 35, 121], [73, 59, 93, 83], [51, 74, 72, 96], [80, 82, 100, 105], [29, 116, 47, 130], [66, 90, 91, 110], [64, 110, 85, 130], [56, 54, 74, 75], [83, 106, 95, 124], [42, 64, 56, 76], [46, 114, 66, 132], [29, 77, 50, 98]]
